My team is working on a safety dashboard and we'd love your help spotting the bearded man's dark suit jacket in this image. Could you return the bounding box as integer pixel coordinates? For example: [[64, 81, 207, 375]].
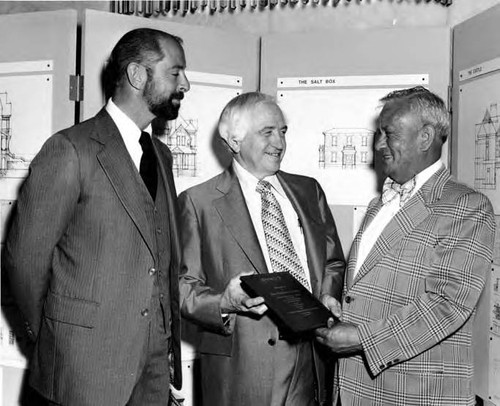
[[4, 109, 182, 406], [179, 166, 345, 406]]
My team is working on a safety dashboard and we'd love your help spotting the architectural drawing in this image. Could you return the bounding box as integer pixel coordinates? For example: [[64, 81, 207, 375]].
[[155, 115, 198, 178], [0, 92, 29, 177], [319, 127, 373, 169], [475, 103, 500, 190]]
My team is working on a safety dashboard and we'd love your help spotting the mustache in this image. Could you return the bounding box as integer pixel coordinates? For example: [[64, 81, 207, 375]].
[[171, 92, 184, 101]]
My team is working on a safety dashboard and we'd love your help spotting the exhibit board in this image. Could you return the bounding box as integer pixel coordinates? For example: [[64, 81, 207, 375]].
[[261, 27, 451, 257], [0, 9, 78, 406], [453, 3, 500, 405]]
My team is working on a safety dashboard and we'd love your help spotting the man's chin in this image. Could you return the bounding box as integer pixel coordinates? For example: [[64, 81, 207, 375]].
[[155, 107, 180, 121]]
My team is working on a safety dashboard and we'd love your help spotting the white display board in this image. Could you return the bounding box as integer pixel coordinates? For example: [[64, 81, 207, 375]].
[[277, 74, 429, 206], [457, 71, 500, 214], [156, 71, 241, 194]]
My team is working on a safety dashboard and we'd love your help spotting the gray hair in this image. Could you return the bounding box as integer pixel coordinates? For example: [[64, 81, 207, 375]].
[[218, 92, 277, 145], [381, 86, 450, 143]]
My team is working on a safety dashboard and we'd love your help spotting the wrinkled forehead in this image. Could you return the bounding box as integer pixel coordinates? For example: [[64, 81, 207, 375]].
[[378, 99, 412, 126], [229, 101, 282, 141]]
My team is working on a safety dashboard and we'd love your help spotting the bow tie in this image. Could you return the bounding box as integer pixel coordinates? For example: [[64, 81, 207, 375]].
[[382, 177, 416, 207]]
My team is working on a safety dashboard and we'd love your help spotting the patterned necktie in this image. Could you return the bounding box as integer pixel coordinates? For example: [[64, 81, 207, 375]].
[[139, 131, 157, 201], [256, 180, 311, 291], [381, 177, 416, 207]]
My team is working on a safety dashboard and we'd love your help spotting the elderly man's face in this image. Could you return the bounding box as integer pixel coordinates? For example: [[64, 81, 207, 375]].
[[235, 102, 287, 180], [375, 100, 423, 184]]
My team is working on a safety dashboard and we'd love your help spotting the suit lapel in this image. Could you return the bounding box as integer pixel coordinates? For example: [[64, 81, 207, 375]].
[[277, 172, 323, 295], [351, 167, 449, 287], [91, 109, 155, 258], [346, 202, 381, 289], [213, 169, 268, 275]]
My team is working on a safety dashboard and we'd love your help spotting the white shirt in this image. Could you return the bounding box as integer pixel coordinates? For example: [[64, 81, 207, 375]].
[[105, 98, 152, 171], [353, 160, 444, 278], [233, 160, 312, 287]]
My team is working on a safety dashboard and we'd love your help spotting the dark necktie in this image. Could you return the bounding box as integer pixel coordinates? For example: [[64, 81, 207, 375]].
[[381, 177, 416, 207], [256, 180, 311, 291], [139, 131, 157, 201]]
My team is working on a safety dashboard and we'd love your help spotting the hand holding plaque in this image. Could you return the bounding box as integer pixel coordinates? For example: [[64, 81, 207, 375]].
[[240, 272, 335, 335]]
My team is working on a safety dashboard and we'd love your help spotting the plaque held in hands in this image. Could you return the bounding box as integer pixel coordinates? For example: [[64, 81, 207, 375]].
[[240, 272, 334, 335]]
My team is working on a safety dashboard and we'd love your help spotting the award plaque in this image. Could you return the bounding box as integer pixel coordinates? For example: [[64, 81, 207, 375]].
[[240, 272, 333, 335]]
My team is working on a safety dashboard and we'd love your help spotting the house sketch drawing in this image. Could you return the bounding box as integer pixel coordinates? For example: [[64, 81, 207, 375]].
[[474, 103, 500, 191], [319, 127, 373, 169], [155, 115, 198, 177], [0, 92, 29, 177]]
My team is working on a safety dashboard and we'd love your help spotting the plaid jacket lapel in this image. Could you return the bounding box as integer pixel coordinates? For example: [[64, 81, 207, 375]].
[[352, 167, 449, 287]]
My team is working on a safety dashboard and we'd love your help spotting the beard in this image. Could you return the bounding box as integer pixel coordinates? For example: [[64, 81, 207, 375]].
[[144, 80, 183, 121]]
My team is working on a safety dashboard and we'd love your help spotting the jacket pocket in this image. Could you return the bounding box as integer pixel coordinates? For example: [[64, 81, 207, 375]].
[[43, 290, 99, 328]]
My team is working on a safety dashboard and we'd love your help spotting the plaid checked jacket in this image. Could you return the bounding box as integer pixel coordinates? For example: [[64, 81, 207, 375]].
[[338, 167, 495, 406]]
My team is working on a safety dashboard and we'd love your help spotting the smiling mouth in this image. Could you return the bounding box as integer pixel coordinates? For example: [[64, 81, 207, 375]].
[[266, 152, 281, 159]]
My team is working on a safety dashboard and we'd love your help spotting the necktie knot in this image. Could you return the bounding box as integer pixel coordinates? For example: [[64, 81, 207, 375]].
[[256, 179, 272, 195], [139, 131, 154, 152], [382, 177, 416, 207]]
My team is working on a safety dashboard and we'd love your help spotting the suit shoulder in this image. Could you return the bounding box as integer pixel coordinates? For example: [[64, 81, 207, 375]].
[[179, 172, 226, 201], [441, 178, 494, 213], [51, 115, 98, 148], [279, 170, 318, 186]]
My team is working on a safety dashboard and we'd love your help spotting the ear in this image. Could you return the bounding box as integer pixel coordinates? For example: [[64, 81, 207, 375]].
[[226, 134, 241, 154], [419, 124, 436, 152], [125, 62, 147, 91]]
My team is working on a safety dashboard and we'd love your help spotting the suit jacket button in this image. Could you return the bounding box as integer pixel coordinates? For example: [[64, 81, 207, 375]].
[[345, 296, 353, 304], [379, 364, 385, 370], [148, 267, 157, 276], [141, 308, 149, 317], [268, 338, 276, 346]]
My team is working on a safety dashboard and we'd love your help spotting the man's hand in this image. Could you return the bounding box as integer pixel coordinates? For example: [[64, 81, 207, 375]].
[[315, 322, 363, 355], [320, 294, 342, 319], [220, 272, 268, 315]]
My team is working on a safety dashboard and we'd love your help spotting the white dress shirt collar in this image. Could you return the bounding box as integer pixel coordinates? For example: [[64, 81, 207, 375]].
[[232, 160, 286, 198], [410, 159, 444, 198], [105, 98, 152, 170]]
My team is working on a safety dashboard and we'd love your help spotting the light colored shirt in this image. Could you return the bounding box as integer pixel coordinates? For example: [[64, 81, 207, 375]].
[[232, 160, 312, 287], [105, 98, 152, 171], [354, 160, 444, 278]]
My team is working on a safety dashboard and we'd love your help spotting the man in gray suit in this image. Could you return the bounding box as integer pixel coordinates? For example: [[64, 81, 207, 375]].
[[179, 92, 345, 406], [4, 28, 189, 406]]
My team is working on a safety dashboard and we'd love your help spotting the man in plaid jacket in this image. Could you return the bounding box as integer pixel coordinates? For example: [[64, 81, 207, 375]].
[[316, 86, 495, 406]]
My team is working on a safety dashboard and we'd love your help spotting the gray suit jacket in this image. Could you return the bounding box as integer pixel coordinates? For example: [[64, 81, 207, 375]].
[[4, 109, 182, 406], [179, 166, 345, 406]]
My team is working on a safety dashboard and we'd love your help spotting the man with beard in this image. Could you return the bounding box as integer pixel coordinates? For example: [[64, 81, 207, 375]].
[[3, 28, 190, 406]]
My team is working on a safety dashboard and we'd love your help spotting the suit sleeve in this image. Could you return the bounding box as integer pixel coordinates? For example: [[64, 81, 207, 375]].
[[178, 191, 231, 335], [316, 181, 346, 301], [4, 133, 80, 339], [357, 191, 495, 377]]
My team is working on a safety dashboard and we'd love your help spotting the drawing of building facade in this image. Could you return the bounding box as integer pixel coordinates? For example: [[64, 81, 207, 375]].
[[474, 103, 500, 190], [0, 92, 29, 177], [155, 116, 198, 177], [319, 127, 373, 169]]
